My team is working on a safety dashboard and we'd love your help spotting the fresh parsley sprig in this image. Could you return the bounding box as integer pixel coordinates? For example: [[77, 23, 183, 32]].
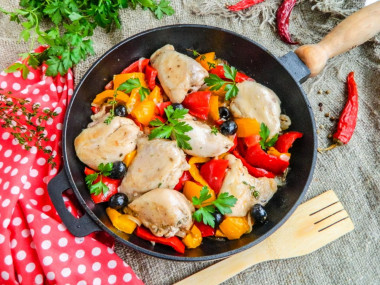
[[204, 64, 239, 100], [211, 125, 218, 135], [148, 105, 193, 150], [192, 186, 237, 228], [259, 123, 278, 150], [118, 78, 150, 101], [85, 162, 113, 196]]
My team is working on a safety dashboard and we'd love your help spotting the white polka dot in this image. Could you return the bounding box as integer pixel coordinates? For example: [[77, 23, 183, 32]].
[[108, 260, 117, 269], [56, 123, 63, 130], [11, 186, 20, 195], [0, 81, 7, 88], [35, 274, 43, 284], [50, 168, 58, 175], [0, 162, 3, 169], [59, 253, 69, 262], [12, 217, 22, 226], [20, 157, 28, 164], [63, 99, 67, 105], [30, 146, 37, 154], [123, 273, 132, 282], [4, 149, 12, 157], [42, 94, 50, 102], [27, 214, 34, 223], [43, 256, 53, 266], [27, 72, 35, 80], [41, 225, 51, 234], [92, 262, 101, 272], [57, 86, 63, 93], [92, 247, 101, 256], [50, 134, 57, 141], [47, 272, 55, 280], [41, 240, 51, 250], [16, 250, 26, 260], [13, 154, 21, 162], [21, 88, 28, 94], [58, 223, 66, 231], [30, 199, 37, 205], [19, 193, 24, 199], [29, 168, 38, 177], [10, 168, 18, 176], [0, 234, 4, 244], [61, 268, 71, 277], [54, 107, 62, 114], [4, 166, 11, 173], [12, 83, 21, 90], [3, 218, 10, 228], [50, 83, 57, 92], [77, 281, 87, 285], [57, 238, 67, 248], [93, 277, 101, 285], [38, 80, 45, 85], [35, 188, 44, 195], [42, 205, 51, 211], [10, 239, 17, 248], [23, 182, 31, 189], [21, 229, 30, 238], [67, 72, 73, 80], [41, 213, 48, 219], [2, 181, 9, 190], [2, 132, 10, 140], [1, 271, 9, 280], [26, 262, 36, 273], [76, 249, 85, 258], [108, 275, 117, 284], [2, 199, 10, 207], [43, 176, 49, 184], [4, 255, 12, 265], [31, 88, 40, 95], [30, 241, 36, 249], [78, 264, 86, 274], [37, 158, 46, 166], [13, 70, 21, 77], [75, 237, 84, 244], [30, 229, 35, 237]]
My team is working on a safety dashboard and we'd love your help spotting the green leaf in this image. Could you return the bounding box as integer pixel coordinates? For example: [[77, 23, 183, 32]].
[[193, 205, 216, 227], [192, 186, 212, 206], [117, 78, 142, 93], [211, 125, 218, 135], [99, 162, 113, 176], [223, 65, 237, 82], [5, 62, 25, 73], [224, 84, 239, 101], [204, 73, 226, 91], [85, 173, 98, 187], [259, 123, 278, 149], [139, 86, 150, 101], [68, 12, 83, 21], [152, 0, 174, 19], [149, 125, 173, 139], [213, 192, 237, 215]]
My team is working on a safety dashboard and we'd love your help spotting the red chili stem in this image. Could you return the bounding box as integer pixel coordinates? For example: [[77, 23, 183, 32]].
[[227, 0, 265, 11], [276, 0, 299, 45]]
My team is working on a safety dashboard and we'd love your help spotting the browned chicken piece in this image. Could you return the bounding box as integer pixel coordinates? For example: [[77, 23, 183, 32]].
[[180, 115, 234, 157], [129, 188, 195, 238], [230, 81, 281, 138], [74, 114, 142, 170], [219, 154, 278, 217], [119, 137, 189, 201], [150, 44, 209, 103]]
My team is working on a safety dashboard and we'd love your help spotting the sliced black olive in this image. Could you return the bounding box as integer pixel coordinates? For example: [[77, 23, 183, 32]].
[[172, 103, 184, 110], [109, 161, 127, 179], [220, 120, 238, 136], [213, 211, 223, 228], [218, 107, 231, 121], [109, 193, 128, 210], [250, 204, 267, 224], [114, 105, 127, 117]]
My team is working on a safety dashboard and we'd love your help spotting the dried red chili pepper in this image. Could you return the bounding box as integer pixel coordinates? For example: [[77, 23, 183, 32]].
[[276, 0, 299, 45], [227, 0, 265, 11], [318, 72, 358, 152]]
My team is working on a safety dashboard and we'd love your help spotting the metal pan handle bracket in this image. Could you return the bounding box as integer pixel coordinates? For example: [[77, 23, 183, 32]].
[[279, 52, 310, 84], [48, 169, 101, 237]]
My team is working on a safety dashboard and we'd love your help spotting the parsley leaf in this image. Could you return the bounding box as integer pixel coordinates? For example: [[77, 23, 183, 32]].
[[117, 78, 150, 101], [193, 205, 216, 227], [85, 162, 113, 196], [192, 186, 212, 206], [259, 123, 279, 150], [211, 125, 218, 135], [152, 0, 175, 20]]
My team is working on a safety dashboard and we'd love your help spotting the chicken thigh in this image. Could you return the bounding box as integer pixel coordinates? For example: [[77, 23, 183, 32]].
[[230, 81, 281, 138], [129, 188, 195, 238], [150, 44, 208, 103], [74, 114, 141, 170], [180, 115, 234, 157], [119, 137, 189, 201], [219, 154, 277, 217]]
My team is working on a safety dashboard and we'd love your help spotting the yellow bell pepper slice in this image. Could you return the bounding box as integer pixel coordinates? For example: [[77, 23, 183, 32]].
[[219, 217, 250, 240], [147, 86, 163, 104], [235, 118, 260, 137], [106, 207, 137, 234], [182, 224, 202, 249], [215, 229, 226, 238], [92, 90, 129, 105], [183, 181, 215, 208], [267, 147, 290, 159], [113, 72, 147, 90], [196, 52, 217, 71], [123, 150, 137, 167], [131, 100, 156, 126], [188, 156, 211, 187], [126, 88, 141, 113], [106, 207, 122, 222], [209, 95, 220, 121]]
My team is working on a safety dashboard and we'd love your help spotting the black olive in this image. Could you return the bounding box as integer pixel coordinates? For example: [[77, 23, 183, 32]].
[[218, 107, 231, 120], [213, 211, 223, 228], [172, 103, 184, 110], [220, 120, 238, 136], [109, 193, 128, 210], [114, 105, 127, 117], [250, 204, 267, 224], [109, 161, 127, 179]]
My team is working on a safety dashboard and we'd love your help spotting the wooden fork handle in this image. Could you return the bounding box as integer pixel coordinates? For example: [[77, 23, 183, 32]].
[[174, 240, 271, 285], [295, 1, 380, 77]]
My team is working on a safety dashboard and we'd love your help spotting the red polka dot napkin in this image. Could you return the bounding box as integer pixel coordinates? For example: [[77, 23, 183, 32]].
[[0, 47, 143, 284]]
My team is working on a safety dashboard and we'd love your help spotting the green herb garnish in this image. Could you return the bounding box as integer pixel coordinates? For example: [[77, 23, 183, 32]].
[[211, 125, 218, 135], [259, 123, 278, 150], [204, 64, 239, 101], [117, 78, 150, 101], [85, 162, 113, 196], [148, 105, 193, 150], [243, 181, 260, 199]]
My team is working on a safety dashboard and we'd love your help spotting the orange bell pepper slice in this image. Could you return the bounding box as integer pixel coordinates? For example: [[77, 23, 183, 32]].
[[196, 52, 217, 71], [182, 224, 202, 249], [235, 118, 260, 137], [209, 95, 220, 121], [92, 90, 129, 105], [113, 72, 147, 90], [183, 181, 216, 208], [131, 100, 156, 126]]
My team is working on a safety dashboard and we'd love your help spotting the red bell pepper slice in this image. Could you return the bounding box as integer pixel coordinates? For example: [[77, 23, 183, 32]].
[[174, 171, 192, 191], [274, 131, 303, 153], [84, 167, 120, 203], [135, 226, 185, 254], [91, 106, 99, 114], [145, 65, 158, 90], [232, 151, 275, 178], [182, 91, 211, 120], [209, 66, 253, 83], [194, 222, 215, 237], [200, 159, 229, 194], [155, 102, 172, 117], [244, 134, 261, 148], [245, 144, 289, 175], [121, 58, 150, 74], [104, 80, 114, 90], [228, 135, 238, 152]]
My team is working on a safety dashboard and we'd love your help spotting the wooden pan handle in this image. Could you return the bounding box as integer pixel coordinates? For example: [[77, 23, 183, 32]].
[[295, 2, 380, 77]]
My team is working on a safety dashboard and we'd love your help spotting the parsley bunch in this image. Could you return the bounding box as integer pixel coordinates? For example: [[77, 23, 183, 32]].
[[85, 162, 113, 196], [259, 123, 278, 150], [1, 0, 174, 78], [148, 105, 193, 150], [204, 64, 239, 100], [192, 186, 237, 228]]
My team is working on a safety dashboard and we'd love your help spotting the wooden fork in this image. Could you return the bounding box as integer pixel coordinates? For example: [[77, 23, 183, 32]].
[[175, 190, 354, 285]]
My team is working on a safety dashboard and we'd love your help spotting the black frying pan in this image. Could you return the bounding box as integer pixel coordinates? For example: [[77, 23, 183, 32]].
[[47, 24, 317, 261]]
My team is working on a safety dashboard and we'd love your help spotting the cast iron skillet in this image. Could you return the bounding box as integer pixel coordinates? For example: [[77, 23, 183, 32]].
[[47, 24, 317, 261]]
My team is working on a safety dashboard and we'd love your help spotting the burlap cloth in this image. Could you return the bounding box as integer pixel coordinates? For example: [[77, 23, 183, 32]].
[[0, 0, 379, 284]]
